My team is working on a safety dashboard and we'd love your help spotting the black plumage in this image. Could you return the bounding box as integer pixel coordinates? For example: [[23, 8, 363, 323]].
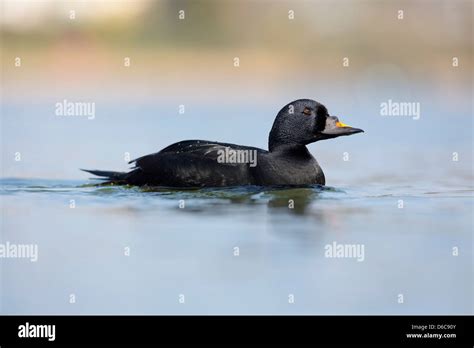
[[82, 99, 363, 187]]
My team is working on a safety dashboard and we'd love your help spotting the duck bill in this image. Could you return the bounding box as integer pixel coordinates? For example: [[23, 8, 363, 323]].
[[321, 120, 364, 137]]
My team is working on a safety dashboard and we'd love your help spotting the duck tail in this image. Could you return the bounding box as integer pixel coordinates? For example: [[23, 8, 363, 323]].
[[80, 168, 129, 184]]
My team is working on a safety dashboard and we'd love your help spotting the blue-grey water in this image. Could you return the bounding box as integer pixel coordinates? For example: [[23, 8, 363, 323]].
[[0, 177, 472, 314], [1, 77, 473, 314]]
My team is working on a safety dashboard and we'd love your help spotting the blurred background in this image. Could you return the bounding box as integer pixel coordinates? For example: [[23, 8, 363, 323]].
[[0, 0, 472, 315], [1, 0, 472, 184]]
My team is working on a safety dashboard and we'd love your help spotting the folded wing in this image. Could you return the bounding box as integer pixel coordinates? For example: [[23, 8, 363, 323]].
[[127, 140, 266, 187]]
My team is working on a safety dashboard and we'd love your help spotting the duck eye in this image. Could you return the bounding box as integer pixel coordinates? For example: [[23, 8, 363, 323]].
[[303, 107, 312, 115]]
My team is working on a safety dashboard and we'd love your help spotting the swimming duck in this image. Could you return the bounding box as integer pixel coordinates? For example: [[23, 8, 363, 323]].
[[82, 99, 363, 187]]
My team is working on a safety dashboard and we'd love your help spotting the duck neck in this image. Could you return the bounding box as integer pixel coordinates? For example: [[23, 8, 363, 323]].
[[269, 142, 311, 157]]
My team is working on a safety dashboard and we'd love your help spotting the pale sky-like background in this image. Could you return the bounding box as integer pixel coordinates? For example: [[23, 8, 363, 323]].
[[1, 0, 472, 185]]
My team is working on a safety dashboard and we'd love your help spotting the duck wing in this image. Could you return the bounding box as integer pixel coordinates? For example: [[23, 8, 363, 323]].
[[128, 140, 266, 187]]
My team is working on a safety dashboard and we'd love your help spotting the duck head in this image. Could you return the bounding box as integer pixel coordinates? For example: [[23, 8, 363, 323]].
[[268, 99, 364, 151]]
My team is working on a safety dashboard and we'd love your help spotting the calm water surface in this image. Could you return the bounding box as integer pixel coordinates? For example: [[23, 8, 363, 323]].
[[1, 178, 472, 314]]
